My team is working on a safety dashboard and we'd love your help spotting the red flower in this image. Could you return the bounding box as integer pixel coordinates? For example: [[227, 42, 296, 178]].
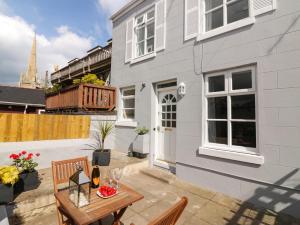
[[35, 153, 40, 157], [19, 153, 22, 156], [21, 150, 27, 155], [10, 154, 19, 160], [28, 153, 33, 157]]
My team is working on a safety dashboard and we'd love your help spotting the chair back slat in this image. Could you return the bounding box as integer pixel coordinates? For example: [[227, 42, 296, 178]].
[[148, 197, 188, 225], [52, 157, 90, 193]]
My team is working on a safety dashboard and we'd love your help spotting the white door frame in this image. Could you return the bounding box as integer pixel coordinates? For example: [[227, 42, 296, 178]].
[[153, 82, 177, 170]]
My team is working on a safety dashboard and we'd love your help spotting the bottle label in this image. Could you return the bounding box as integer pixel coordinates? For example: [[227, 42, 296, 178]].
[[93, 177, 100, 186]]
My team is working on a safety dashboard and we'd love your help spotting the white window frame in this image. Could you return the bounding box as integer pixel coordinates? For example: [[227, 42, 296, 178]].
[[133, 8, 155, 59], [203, 66, 257, 155], [197, 0, 255, 41], [120, 87, 136, 122]]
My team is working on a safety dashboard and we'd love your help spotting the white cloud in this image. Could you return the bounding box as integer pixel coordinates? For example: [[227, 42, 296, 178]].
[[0, 0, 10, 14], [98, 0, 131, 16], [97, 0, 130, 35], [0, 13, 93, 84]]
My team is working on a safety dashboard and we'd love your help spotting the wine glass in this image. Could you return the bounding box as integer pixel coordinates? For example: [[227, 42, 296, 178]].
[[108, 169, 114, 187], [113, 167, 123, 189]]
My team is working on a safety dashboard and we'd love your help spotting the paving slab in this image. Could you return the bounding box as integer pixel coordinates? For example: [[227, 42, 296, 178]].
[[5, 159, 300, 225]]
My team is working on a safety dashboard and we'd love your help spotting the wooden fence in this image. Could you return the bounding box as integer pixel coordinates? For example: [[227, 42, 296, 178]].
[[0, 113, 90, 142]]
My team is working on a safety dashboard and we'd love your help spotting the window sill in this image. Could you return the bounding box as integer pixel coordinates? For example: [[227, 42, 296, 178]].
[[130, 52, 156, 64], [198, 147, 264, 165], [197, 17, 255, 42], [115, 120, 138, 128]]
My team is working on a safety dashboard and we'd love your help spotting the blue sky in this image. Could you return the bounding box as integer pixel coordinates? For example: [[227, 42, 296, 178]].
[[0, 0, 129, 84], [7, 0, 110, 45]]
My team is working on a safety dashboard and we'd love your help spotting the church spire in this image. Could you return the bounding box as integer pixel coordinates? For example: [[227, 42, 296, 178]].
[[19, 33, 38, 89]]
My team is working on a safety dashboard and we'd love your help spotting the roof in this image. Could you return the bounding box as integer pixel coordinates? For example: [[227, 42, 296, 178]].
[[0, 86, 45, 106], [110, 0, 144, 21]]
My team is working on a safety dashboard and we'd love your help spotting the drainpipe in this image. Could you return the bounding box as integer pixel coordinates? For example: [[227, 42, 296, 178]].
[[24, 104, 28, 114]]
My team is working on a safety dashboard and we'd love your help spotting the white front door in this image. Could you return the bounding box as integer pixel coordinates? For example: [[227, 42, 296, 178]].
[[155, 90, 177, 168]]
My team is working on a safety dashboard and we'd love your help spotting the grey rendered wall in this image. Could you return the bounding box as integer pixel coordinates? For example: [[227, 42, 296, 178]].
[[111, 0, 300, 217]]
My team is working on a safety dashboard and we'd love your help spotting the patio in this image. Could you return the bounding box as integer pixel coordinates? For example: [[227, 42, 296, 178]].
[[4, 150, 300, 225]]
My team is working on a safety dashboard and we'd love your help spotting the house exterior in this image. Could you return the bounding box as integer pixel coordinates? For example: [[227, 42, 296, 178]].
[[46, 40, 116, 113], [110, 0, 300, 216], [0, 86, 45, 113]]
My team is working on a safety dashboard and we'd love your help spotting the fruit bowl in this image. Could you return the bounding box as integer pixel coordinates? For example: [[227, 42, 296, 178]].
[[97, 185, 118, 199]]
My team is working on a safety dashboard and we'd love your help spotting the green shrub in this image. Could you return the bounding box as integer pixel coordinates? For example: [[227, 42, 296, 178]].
[[135, 126, 149, 135], [73, 73, 105, 86], [46, 83, 63, 94]]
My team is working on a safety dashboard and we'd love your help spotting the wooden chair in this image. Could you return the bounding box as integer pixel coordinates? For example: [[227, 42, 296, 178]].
[[131, 197, 188, 225], [52, 156, 90, 225]]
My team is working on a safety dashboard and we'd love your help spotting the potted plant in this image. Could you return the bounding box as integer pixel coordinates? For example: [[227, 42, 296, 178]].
[[133, 126, 150, 158], [90, 122, 114, 166], [0, 166, 19, 204], [10, 151, 40, 192]]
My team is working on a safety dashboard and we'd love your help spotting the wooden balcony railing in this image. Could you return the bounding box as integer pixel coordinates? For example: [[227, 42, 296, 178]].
[[51, 45, 112, 82], [46, 84, 116, 111]]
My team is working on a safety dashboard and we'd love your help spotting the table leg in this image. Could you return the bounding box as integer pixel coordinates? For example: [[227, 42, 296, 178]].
[[112, 207, 128, 225]]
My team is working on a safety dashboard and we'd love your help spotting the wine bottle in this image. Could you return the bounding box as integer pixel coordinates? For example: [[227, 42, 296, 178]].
[[91, 166, 100, 188]]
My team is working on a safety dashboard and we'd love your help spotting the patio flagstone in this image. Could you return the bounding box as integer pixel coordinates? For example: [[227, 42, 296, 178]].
[[5, 150, 300, 225]]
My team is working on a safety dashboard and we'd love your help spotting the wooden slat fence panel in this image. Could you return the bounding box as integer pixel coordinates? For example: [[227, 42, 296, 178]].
[[0, 113, 90, 142]]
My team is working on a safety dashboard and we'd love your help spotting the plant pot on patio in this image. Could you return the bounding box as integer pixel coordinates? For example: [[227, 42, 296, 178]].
[[0, 183, 14, 204], [92, 149, 111, 166], [91, 121, 114, 166], [133, 127, 150, 159], [15, 170, 39, 193], [0, 166, 19, 204]]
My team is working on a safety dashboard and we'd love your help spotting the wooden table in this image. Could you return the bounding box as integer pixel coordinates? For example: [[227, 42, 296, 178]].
[[54, 184, 144, 225]]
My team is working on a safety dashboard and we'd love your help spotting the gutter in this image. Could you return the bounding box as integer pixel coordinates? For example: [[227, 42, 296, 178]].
[[0, 101, 45, 107], [110, 0, 144, 21]]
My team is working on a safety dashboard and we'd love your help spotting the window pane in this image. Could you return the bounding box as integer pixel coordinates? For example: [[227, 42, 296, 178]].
[[136, 27, 145, 42], [172, 105, 176, 111], [123, 109, 134, 119], [227, 0, 249, 24], [172, 113, 176, 119], [172, 121, 176, 128], [147, 10, 155, 20], [232, 70, 252, 90], [147, 23, 154, 38], [137, 16, 143, 24], [167, 121, 171, 127], [167, 113, 171, 119], [208, 97, 227, 119], [231, 95, 255, 119], [137, 41, 145, 56], [162, 120, 166, 127], [123, 98, 135, 108], [205, 0, 223, 11], [147, 38, 154, 53], [208, 121, 228, 144], [208, 75, 225, 92], [232, 122, 256, 148], [123, 89, 135, 96], [206, 7, 223, 31]]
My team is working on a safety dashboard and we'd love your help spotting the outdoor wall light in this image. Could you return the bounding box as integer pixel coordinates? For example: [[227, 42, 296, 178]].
[[178, 82, 186, 96], [141, 82, 146, 88]]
